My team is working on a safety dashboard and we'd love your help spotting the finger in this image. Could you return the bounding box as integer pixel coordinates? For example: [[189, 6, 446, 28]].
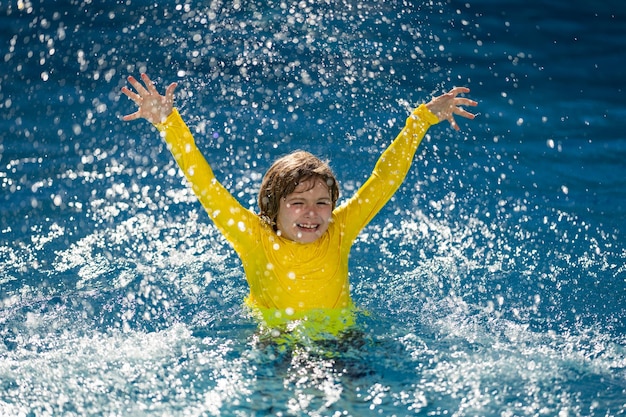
[[127, 75, 149, 96], [122, 111, 141, 121], [448, 86, 470, 97], [454, 107, 476, 119], [448, 115, 460, 131], [141, 73, 159, 95], [121, 86, 142, 103], [164, 82, 178, 99], [454, 97, 478, 107]]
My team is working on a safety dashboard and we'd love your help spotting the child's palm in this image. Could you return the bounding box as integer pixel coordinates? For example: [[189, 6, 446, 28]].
[[121, 73, 177, 124], [426, 87, 477, 131]]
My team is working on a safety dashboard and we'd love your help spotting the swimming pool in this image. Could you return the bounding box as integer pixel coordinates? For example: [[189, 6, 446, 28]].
[[1, 0, 625, 415]]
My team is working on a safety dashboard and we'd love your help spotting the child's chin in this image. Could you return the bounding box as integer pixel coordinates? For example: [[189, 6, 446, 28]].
[[296, 231, 321, 243]]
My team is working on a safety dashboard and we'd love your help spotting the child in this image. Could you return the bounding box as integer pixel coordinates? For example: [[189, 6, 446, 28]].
[[121, 73, 477, 330]]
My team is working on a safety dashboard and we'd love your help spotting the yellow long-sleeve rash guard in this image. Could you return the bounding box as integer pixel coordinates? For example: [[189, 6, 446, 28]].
[[155, 105, 439, 320]]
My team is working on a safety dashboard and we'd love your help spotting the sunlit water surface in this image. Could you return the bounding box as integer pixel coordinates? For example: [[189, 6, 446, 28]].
[[1, 0, 625, 416]]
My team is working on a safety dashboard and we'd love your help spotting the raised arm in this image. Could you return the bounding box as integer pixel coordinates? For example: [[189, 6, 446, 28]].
[[121, 73, 261, 254], [336, 87, 477, 241]]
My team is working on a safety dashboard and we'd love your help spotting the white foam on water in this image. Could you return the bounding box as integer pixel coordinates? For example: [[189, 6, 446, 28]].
[[0, 321, 256, 416]]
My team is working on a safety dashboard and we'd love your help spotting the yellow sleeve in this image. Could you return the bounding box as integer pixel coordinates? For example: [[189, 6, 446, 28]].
[[335, 104, 439, 242], [154, 109, 260, 254]]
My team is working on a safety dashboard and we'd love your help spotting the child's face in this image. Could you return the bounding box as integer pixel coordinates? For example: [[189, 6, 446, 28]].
[[276, 178, 333, 243]]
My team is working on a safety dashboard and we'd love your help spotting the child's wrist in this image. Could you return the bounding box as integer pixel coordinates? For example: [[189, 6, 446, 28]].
[[412, 104, 440, 125]]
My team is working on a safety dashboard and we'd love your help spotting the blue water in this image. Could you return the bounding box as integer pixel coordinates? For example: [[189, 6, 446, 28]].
[[1, 0, 625, 415]]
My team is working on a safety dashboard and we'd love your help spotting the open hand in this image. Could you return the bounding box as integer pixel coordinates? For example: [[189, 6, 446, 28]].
[[425, 87, 477, 131], [121, 73, 177, 124]]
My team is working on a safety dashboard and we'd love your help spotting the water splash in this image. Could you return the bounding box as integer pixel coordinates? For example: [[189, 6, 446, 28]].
[[1, 0, 624, 415]]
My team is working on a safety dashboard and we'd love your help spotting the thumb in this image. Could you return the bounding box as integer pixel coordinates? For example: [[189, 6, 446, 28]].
[[165, 82, 178, 99]]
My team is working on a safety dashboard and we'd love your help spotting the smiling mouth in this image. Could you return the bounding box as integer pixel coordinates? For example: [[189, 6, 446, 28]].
[[297, 223, 319, 231]]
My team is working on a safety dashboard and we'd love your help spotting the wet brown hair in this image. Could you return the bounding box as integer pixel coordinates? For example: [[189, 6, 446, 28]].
[[258, 150, 340, 227]]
